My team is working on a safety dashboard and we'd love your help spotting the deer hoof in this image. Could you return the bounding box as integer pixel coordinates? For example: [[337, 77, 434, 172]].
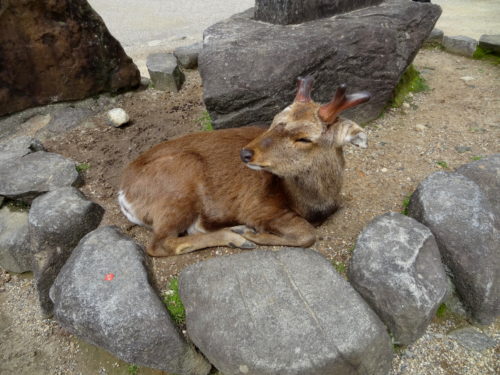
[[228, 240, 256, 249], [230, 225, 257, 235]]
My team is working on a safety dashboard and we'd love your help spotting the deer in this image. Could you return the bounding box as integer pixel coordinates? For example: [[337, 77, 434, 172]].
[[118, 76, 370, 256]]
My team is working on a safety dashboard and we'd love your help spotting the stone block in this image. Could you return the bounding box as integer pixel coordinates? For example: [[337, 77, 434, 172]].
[[147, 53, 185, 92]]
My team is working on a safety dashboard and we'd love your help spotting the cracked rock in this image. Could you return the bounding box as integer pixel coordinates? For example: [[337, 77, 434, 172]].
[[349, 212, 448, 345], [180, 247, 393, 375]]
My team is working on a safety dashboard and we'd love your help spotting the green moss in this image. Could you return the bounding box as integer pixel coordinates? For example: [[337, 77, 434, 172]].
[[127, 364, 138, 375], [4, 199, 30, 212], [436, 303, 447, 318], [473, 46, 500, 65], [391, 65, 429, 108], [76, 162, 91, 173], [199, 111, 214, 131], [162, 278, 186, 325], [471, 155, 483, 161]]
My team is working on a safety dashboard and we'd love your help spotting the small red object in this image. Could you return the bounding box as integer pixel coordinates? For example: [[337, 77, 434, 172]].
[[104, 273, 115, 281]]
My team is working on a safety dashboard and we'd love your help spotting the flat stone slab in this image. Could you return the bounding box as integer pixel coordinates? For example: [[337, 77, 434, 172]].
[[0, 151, 82, 203], [50, 226, 210, 375], [0, 136, 45, 163], [442, 35, 478, 57], [408, 172, 500, 324], [180, 248, 393, 375], [29, 187, 104, 316], [448, 327, 497, 353], [0, 205, 31, 273], [349, 213, 448, 345], [200, 0, 441, 128], [147, 52, 185, 92]]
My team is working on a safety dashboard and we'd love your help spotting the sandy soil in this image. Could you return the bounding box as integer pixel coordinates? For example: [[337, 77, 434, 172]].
[[1, 47, 499, 374]]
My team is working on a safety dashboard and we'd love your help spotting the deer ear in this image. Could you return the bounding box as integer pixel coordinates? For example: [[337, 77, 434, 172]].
[[347, 131, 368, 148], [334, 120, 368, 148], [319, 86, 371, 124]]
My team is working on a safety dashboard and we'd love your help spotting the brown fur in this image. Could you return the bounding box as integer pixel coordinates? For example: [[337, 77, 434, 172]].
[[119, 79, 369, 256]]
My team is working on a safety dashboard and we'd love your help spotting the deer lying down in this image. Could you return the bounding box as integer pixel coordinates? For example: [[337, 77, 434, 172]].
[[119, 77, 370, 256]]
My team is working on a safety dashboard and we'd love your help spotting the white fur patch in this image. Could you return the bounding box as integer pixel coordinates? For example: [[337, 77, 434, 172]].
[[118, 190, 145, 226]]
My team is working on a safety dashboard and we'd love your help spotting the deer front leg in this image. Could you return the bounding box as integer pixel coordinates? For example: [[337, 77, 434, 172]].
[[232, 215, 316, 248], [148, 229, 256, 257]]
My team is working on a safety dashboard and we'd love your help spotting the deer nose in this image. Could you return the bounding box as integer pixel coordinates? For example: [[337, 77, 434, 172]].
[[240, 148, 254, 163]]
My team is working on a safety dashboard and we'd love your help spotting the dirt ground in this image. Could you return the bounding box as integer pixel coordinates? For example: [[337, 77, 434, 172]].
[[1, 47, 499, 374]]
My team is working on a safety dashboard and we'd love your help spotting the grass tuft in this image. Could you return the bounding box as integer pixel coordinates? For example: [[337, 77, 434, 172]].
[[436, 160, 449, 169], [199, 111, 214, 131], [472, 46, 500, 65], [392, 65, 429, 108], [401, 194, 412, 216], [76, 162, 91, 173], [163, 278, 186, 325], [127, 364, 138, 375], [471, 155, 483, 161]]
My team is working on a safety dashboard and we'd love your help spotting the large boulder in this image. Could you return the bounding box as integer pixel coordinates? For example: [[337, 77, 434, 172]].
[[408, 172, 500, 324], [200, 0, 441, 128], [349, 212, 448, 345], [455, 154, 499, 217], [180, 248, 393, 375], [29, 187, 104, 316], [0, 151, 82, 204], [254, 0, 384, 25], [0, 205, 32, 273], [50, 226, 211, 375], [0, 0, 140, 117]]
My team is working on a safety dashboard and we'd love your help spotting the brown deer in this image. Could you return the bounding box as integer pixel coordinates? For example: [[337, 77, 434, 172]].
[[119, 76, 370, 256]]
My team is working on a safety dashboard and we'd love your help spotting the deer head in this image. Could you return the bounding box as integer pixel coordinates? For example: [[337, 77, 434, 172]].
[[240, 76, 371, 177]]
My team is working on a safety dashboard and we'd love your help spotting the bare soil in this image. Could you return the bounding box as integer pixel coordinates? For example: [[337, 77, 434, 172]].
[[1, 47, 499, 374]]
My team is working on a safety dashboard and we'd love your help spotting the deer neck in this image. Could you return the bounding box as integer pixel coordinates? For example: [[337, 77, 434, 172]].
[[282, 147, 345, 224]]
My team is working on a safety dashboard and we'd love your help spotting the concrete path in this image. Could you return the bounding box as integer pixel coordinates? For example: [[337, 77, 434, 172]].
[[87, 0, 500, 76]]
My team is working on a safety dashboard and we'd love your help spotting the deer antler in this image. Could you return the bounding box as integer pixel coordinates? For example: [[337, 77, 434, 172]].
[[294, 76, 314, 103], [318, 85, 371, 124]]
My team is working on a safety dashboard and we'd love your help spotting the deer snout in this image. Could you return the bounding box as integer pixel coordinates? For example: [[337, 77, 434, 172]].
[[240, 148, 254, 164]]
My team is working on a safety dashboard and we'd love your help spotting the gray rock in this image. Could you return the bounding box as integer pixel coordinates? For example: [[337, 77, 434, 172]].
[[426, 28, 444, 44], [200, 0, 441, 128], [479, 34, 500, 54], [454, 145, 471, 153], [349, 212, 448, 345], [456, 154, 500, 217], [0, 136, 45, 163], [29, 187, 104, 316], [0, 151, 82, 203], [35, 107, 93, 140], [0, 205, 32, 273], [254, 0, 384, 25], [180, 248, 393, 375], [147, 53, 185, 92], [448, 327, 497, 352], [174, 42, 202, 69], [50, 226, 210, 375], [408, 172, 500, 324], [442, 35, 478, 57]]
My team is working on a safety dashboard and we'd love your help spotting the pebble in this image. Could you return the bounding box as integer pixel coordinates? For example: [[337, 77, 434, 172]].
[[381, 168, 388, 173], [106, 108, 130, 127], [460, 76, 474, 82], [403, 102, 411, 109], [455, 145, 472, 153], [415, 124, 427, 131]]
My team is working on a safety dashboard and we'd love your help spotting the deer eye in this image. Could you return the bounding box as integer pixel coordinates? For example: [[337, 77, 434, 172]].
[[295, 137, 312, 143]]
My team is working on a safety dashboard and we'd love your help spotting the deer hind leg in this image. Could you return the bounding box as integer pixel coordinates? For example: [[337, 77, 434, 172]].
[[231, 214, 316, 248], [147, 229, 256, 257]]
